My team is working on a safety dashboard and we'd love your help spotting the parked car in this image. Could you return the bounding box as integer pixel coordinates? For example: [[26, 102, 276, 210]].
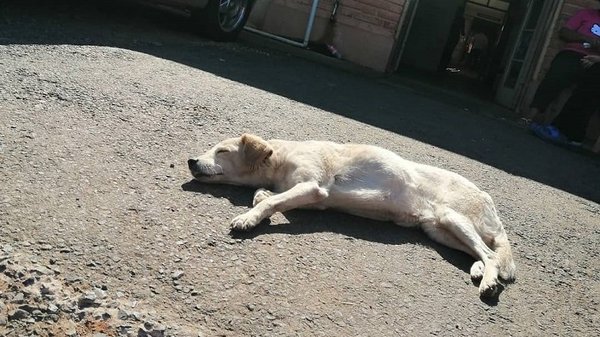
[[143, 0, 254, 41]]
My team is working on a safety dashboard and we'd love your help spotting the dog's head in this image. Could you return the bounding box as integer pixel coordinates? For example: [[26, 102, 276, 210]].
[[188, 134, 273, 185]]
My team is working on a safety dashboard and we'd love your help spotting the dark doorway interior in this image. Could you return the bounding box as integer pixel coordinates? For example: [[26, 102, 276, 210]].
[[397, 0, 525, 102]]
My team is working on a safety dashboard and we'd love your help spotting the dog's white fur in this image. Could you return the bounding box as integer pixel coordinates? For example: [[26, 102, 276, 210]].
[[188, 134, 516, 297]]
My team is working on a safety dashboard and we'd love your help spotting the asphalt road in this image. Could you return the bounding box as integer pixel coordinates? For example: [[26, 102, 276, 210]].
[[1, 1, 599, 336]]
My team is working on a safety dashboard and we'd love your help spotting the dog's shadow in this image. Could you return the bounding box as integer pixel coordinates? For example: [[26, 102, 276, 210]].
[[182, 180, 503, 304], [182, 180, 257, 206]]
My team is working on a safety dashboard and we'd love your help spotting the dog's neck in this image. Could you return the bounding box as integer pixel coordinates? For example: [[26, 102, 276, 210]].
[[251, 150, 287, 190]]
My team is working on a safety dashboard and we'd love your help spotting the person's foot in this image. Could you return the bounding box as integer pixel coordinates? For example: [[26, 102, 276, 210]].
[[528, 123, 565, 142], [528, 123, 583, 149]]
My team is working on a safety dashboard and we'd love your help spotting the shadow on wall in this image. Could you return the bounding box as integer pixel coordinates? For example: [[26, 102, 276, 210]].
[[2, 0, 600, 203]]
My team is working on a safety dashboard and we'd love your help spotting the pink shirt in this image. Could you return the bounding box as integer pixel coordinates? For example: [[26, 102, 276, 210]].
[[563, 9, 600, 56]]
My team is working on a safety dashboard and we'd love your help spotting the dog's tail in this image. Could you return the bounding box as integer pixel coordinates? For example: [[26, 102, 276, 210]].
[[493, 229, 516, 282]]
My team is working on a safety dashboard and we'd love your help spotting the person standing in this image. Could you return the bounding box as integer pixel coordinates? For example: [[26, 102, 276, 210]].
[[467, 31, 489, 73], [539, 55, 600, 144], [525, 4, 600, 125]]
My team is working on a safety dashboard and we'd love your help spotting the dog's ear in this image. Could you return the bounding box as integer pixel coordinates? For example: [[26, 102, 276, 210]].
[[241, 134, 273, 166]]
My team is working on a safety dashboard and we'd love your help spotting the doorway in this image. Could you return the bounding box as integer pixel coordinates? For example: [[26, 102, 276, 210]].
[[394, 0, 561, 108], [494, 0, 562, 108]]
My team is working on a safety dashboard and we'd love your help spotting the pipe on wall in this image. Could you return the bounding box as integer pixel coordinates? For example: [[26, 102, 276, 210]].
[[244, 0, 321, 48]]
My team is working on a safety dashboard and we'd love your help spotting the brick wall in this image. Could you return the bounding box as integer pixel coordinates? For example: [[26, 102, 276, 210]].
[[336, 0, 405, 36], [271, 0, 406, 37], [250, 0, 408, 71]]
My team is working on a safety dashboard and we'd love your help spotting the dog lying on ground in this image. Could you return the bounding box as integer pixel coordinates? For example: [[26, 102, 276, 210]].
[[188, 134, 516, 297]]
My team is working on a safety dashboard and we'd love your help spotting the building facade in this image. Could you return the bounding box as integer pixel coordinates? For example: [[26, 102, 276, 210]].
[[248, 0, 408, 72], [247, 0, 600, 142]]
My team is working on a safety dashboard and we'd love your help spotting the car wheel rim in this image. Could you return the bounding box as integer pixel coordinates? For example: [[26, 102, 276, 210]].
[[219, 0, 248, 33]]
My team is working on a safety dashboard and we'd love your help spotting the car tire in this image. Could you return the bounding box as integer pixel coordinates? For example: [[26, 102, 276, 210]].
[[191, 0, 253, 41]]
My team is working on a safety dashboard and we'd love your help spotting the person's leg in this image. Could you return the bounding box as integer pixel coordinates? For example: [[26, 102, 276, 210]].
[[526, 51, 584, 121], [467, 49, 479, 68], [439, 36, 460, 72], [552, 63, 600, 142]]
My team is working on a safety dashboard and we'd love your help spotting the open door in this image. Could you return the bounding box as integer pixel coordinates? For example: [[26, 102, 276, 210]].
[[495, 0, 560, 108], [400, 0, 465, 72]]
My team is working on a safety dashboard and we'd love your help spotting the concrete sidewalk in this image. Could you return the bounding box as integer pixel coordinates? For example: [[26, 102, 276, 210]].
[[239, 29, 516, 119]]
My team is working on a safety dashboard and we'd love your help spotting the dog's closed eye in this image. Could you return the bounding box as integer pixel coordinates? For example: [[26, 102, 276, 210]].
[[216, 149, 230, 154]]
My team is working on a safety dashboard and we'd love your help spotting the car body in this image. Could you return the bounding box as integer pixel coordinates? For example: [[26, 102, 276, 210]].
[[144, 0, 254, 41]]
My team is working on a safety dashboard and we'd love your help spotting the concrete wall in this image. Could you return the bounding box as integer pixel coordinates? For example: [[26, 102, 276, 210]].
[[247, 0, 407, 72]]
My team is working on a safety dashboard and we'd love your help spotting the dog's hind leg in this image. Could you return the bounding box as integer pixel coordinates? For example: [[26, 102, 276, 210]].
[[421, 222, 484, 281], [422, 222, 476, 257], [437, 208, 500, 298], [491, 230, 516, 282], [481, 197, 516, 283]]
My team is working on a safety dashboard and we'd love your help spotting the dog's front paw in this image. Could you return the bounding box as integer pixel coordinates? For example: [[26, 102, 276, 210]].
[[230, 213, 260, 231], [253, 188, 273, 206]]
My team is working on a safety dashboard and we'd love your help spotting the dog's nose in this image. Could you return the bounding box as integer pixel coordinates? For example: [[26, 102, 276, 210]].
[[187, 158, 198, 169]]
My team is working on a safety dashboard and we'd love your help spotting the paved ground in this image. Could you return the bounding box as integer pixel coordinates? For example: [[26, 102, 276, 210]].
[[1, 1, 599, 336]]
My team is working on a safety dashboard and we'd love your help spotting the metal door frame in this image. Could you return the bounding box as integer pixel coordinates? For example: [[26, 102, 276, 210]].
[[494, 0, 564, 108]]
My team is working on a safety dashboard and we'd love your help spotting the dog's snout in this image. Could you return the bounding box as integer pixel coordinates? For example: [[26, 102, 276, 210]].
[[188, 158, 198, 169]]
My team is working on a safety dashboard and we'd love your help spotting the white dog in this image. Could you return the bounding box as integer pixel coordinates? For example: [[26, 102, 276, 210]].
[[188, 134, 516, 297]]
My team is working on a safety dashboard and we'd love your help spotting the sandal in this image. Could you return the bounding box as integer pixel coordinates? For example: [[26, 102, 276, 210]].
[[528, 123, 583, 150], [528, 123, 567, 144]]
